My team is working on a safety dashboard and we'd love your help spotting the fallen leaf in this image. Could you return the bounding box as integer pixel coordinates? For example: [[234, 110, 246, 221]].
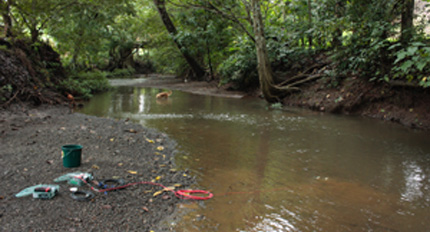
[[118, 163, 123, 167], [146, 138, 155, 143], [153, 190, 164, 197], [174, 184, 182, 187], [110, 138, 115, 142], [142, 206, 149, 212], [157, 146, 164, 151], [162, 195, 171, 200], [126, 129, 137, 133], [92, 164, 100, 169], [127, 170, 138, 175], [155, 176, 162, 181]]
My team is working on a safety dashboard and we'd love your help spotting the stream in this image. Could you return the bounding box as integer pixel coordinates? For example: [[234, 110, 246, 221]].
[[79, 81, 430, 231]]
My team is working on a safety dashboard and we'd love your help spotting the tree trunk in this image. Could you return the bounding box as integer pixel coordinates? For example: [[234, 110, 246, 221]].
[[401, 0, 414, 44], [1, 0, 13, 37], [332, 1, 345, 48], [307, 0, 313, 47], [153, 0, 206, 80], [31, 28, 39, 43], [250, 0, 278, 103]]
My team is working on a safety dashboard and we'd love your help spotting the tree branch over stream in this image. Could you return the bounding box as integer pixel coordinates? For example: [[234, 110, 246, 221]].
[[168, 0, 255, 43]]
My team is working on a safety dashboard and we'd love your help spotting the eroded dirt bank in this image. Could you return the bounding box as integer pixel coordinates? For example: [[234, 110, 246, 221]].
[[0, 104, 195, 231], [282, 77, 430, 130]]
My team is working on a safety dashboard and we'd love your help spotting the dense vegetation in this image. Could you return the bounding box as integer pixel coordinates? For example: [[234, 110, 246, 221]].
[[1, 0, 429, 104]]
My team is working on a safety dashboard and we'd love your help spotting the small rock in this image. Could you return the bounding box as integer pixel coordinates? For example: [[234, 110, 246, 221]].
[[101, 205, 112, 210]]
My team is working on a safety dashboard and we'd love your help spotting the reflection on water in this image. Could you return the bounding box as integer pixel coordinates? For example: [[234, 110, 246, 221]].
[[79, 86, 430, 231], [402, 161, 426, 202]]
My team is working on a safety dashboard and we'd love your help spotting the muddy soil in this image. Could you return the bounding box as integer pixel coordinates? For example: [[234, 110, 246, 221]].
[[282, 77, 430, 130], [0, 104, 196, 232]]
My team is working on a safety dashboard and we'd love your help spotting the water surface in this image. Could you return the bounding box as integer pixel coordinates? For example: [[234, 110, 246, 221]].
[[80, 86, 430, 231]]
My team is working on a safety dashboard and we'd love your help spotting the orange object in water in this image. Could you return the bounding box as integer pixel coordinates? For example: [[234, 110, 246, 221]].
[[156, 90, 172, 99], [67, 93, 74, 101]]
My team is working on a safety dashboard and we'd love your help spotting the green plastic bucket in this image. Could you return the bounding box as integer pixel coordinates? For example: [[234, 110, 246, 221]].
[[61, 144, 82, 168]]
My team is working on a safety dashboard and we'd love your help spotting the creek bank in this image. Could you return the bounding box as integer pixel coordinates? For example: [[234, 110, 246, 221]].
[[0, 38, 67, 106], [0, 104, 195, 231], [282, 76, 430, 130]]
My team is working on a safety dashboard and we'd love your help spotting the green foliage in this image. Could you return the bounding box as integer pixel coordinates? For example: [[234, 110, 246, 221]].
[[0, 84, 13, 103], [389, 41, 430, 87], [218, 38, 259, 90], [46, 0, 139, 71], [107, 68, 136, 78], [332, 35, 391, 78], [60, 70, 110, 99], [269, 102, 283, 110], [4, 0, 429, 94]]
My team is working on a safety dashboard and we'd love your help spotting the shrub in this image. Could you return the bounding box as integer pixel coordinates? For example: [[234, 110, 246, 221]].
[[388, 41, 430, 87], [60, 70, 110, 99]]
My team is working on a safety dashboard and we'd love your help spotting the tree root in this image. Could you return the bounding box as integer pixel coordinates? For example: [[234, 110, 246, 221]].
[[273, 63, 328, 93], [275, 73, 324, 91]]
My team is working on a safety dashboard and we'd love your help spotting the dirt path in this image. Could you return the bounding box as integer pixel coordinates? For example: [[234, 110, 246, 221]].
[[0, 104, 195, 231]]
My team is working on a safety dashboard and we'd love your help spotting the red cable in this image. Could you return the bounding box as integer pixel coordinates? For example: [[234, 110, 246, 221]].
[[175, 189, 214, 200], [76, 177, 213, 200]]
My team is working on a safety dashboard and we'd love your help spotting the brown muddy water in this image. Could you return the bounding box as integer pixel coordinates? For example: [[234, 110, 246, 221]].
[[79, 85, 430, 232]]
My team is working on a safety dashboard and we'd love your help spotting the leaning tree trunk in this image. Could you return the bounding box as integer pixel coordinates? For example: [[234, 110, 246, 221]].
[[401, 0, 415, 44], [153, 0, 206, 80], [250, 0, 279, 102]]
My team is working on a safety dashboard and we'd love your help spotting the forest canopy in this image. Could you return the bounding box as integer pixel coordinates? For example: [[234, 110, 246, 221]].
[[1, 0, 430, 102]]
